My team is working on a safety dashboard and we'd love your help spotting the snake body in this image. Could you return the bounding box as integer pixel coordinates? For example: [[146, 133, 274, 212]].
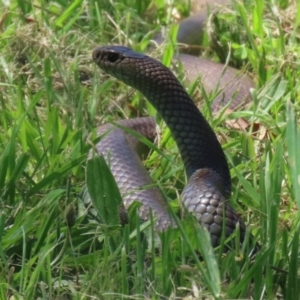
[[91, 117, 172, 230], [177, 54, 254, 111], [92, 46, 248, 246]]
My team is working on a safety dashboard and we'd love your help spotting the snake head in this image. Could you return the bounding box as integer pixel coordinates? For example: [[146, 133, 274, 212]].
[[93, 46, 147, 84], [92, 46, 176, 95]]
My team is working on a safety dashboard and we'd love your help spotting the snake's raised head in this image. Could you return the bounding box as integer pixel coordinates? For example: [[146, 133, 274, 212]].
[[93, 46, 149, 85], [92, 46, 175, 94]]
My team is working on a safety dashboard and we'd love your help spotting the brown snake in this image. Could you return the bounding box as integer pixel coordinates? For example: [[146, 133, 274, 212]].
[[88, 1, 255, 247]]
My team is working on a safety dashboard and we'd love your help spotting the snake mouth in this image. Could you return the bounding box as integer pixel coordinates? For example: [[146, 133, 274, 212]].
[[92, 47, 103, 63]]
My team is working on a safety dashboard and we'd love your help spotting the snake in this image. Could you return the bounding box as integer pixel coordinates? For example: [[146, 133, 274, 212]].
[[88, 1, 255, 247]]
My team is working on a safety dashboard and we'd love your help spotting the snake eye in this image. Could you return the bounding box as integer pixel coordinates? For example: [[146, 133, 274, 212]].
[[107, 52, 120, 63]]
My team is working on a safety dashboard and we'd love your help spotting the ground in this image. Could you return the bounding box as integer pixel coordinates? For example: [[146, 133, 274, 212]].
[[0, 0, 299, 299]]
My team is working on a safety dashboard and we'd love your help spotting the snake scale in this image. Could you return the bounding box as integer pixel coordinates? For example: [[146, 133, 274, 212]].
[[88, 0, 255, 247]]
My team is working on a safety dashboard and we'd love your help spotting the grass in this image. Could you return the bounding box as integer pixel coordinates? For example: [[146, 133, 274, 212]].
[[0, 0, 300, 299]]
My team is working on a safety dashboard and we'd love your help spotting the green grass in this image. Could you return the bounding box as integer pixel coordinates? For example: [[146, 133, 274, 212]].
[[1, 0, 300, 299]]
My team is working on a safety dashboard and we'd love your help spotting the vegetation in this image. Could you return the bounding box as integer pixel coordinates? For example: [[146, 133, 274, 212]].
[[0, 0, 299, 299]]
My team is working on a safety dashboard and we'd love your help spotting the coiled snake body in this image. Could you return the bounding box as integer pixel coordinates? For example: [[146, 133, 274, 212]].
[[92, 45, 250, 247]]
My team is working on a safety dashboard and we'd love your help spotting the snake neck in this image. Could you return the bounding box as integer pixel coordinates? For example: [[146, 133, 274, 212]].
[[135, 68, 232, 197]]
